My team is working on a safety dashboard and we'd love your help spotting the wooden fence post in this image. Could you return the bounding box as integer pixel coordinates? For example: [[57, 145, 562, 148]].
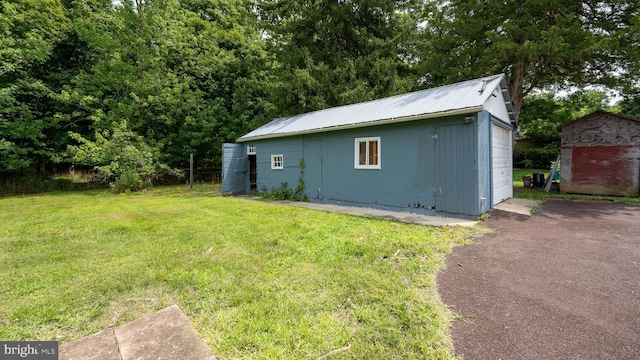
[[190, 153, 194, 190]]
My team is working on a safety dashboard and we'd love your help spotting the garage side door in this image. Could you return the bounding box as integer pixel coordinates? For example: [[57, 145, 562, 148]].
[[435, 123, 476, 215], [492, 123, 513, 205], [221, 143, 248, 195]]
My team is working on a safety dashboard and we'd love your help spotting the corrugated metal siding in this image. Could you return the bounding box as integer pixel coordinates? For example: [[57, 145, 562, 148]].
[[477, 112, 492, 213], [250, 114, 491, 216], [303, 140, 322, 199], [221, 143, 247, 195], [434, 123, 478, 215], [252, 137, 304, 193], [239, 74, 515, 142], [316, 121, 436, 209]]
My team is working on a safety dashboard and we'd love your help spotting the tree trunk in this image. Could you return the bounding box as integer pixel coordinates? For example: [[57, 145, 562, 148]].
[[509, 60, 526, 119]]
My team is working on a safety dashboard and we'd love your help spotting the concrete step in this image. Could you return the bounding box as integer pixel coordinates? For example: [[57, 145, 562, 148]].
[[59, 305, 216, 360]]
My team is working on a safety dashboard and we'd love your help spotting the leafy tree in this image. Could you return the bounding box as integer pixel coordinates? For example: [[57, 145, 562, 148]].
[[257, 0, 422, 115], [0, 0, 68, 78], [67, 0, 273, 168], [519, 90, 613, 147], [67, 120, 179, 191], [618, 93, 640, 119], [515, 90, 614, 168], [518, 93, 565, 148], [0, 0, 69, 173], [419, 0, 640, 117]]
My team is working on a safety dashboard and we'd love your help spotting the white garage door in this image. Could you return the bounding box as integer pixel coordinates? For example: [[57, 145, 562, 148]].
[[492, 123, 513, 205]]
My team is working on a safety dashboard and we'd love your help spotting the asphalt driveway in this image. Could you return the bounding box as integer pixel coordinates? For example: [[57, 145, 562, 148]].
[[438, 200, 640, 359]]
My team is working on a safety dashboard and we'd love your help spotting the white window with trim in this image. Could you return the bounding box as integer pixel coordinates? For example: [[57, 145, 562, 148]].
[[354, 137, 380, 169], [271, 154, 284, 169], [247, 144, 256, 155]]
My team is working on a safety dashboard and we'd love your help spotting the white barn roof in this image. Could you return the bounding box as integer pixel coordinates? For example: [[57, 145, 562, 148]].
[[238, 74, 516, 142]]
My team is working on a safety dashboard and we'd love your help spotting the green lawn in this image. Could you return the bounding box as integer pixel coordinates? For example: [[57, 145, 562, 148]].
[[513, 168, 640, 205], [0, 185, 478, 359]]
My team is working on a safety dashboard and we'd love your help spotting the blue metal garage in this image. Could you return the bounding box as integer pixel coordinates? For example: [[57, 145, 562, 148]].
[[223, 74, 517, 218]]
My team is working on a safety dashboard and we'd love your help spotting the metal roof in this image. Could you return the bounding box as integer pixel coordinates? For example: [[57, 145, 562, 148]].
[[238, 74, 516, 142]]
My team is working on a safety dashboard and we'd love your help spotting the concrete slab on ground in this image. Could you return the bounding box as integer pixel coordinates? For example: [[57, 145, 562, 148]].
[[59, 328, 120, 360], [241, 195, 539, 225], [241, 196, 479, 226], [493, 197, 538, 216], [59, 305, 216, 360]]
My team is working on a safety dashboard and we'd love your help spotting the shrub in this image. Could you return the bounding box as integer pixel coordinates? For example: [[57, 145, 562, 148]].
[[256, 159, 308, 202], [269, 182, 292, 200], [514, 146, 559, 169], [68, 121, 182, 193], [110, 169, 145, 193]]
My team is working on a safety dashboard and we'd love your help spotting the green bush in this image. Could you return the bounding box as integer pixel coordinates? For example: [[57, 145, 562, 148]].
[[256, 159, 309, 202], [110, 170, 145, 193], [514, 146, 559, 169], [269, 182, 292, 200], [68, 121, 182, 193]]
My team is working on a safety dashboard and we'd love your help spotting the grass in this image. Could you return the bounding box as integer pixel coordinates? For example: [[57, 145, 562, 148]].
[[513, 168, 640, 205], [0, 184, 478, 359]]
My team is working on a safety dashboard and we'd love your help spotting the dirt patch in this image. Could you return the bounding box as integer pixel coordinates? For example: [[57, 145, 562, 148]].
[[438, 200, 640, 359]]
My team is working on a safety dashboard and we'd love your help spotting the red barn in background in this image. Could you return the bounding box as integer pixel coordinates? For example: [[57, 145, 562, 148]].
[[560, 110, 640, 197]]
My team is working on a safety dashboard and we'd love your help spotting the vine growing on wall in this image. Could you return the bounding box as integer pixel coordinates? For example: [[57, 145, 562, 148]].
[[292, 158, 308, 202], [258, 158, 308, 201]]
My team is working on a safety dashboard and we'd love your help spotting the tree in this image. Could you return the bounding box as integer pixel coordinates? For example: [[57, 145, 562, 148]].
[[419, 0, 640, 117], [258, 0, 422, 115], [618, 93, 640, 119], [67, 0, 273, 168], [0, 0, 68, 78], [68, 120, 179, 191], [519, 90, 613, 147], [0, 0, 69, 173], [515, 90, 614, 168]]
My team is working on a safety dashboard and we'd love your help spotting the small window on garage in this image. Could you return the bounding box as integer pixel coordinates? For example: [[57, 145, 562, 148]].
[[271, 154, 283, 169], [354, 137, 380, 169], [247, 144, 256, 155]]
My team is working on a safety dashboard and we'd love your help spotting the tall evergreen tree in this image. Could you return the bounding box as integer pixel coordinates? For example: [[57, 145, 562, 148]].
[[258, 0, 423, 115], [419, 0, 640, 117]]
